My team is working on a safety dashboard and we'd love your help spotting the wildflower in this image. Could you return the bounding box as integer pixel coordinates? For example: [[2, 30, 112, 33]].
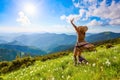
[[48, 69, 50, 72], [61, 60, 63, 62], [84, 70, 87, 72], [67, 75, 71, 80], [92, 63, 96, 67], [52, 77, 55, 80], [96, 58, 99, 60], [62, 75, 64, 78], [102, 62, 105, 65], [30, 71, 33, 74], [105, 59, 111, 66], [113, 56, 117, 59], [100, 66, 103, 71], [86, 62, 89, 65]]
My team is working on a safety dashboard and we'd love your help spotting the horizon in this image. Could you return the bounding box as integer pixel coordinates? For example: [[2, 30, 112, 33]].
[[0, 0, 120, 33], [0, 31, 119, 36]]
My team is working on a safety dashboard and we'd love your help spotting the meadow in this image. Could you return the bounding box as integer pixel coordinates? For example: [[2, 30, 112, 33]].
[[0, 44, 120, 80]]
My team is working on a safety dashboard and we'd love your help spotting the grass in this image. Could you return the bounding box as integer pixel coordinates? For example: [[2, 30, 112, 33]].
[[1, 44, 120, 80]]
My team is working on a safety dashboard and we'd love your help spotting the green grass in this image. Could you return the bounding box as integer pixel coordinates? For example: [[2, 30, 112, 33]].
[[1, 44, 120, 80]]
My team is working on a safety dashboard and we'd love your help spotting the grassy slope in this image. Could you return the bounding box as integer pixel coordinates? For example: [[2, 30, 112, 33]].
[[1, 44, 120, 80]]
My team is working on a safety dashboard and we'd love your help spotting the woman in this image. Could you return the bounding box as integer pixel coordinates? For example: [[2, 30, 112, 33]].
[[70, 19, 94, 65]]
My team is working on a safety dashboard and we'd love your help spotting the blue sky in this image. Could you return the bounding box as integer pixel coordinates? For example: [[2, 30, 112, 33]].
[[0, 0, 120, 33]]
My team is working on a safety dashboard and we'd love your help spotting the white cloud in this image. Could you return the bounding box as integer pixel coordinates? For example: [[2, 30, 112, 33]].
[[73, 2, 80, 8], [66, 14, 81, 22], [16, 11, 31, 25], [89, 0, 120, 19], [60, 15, 66, 20], [60, 9, 86, 23], [88, 0, 120, 25], [61, 0, 120, 26], [109, 19, 120, 25], [87, 19, 102, 26], [60, 14, 80, 23]]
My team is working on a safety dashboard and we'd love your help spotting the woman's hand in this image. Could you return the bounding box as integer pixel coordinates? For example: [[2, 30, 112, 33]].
[[70, 18, 78, 32], [70, 18, 74, 23]]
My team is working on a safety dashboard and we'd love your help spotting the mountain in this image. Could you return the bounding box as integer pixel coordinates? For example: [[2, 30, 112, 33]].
[[7, 40, 24, 45], [0, 39, 7, 44], [49, 44, 74, 53], [0, 48, 20, 61], [48, 32, 120, 53], [0, 44, 46, 56], [86, 33, 94, 37], [0, 33, 27, 42], [13, 33, 76, 52], [86, 31, 120, 42], [0, 32, 120, 54]]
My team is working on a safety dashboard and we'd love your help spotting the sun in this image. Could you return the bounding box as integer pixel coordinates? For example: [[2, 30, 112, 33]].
[[24, 3, 36, 15]]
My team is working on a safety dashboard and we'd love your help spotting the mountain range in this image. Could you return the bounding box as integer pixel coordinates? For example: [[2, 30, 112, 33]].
[[0, 31, 120, 61], [86, 32, 120, 42], [0, 33, 77, 53]]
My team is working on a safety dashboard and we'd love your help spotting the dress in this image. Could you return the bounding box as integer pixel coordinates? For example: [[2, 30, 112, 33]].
[[75, 41, 94, 49]]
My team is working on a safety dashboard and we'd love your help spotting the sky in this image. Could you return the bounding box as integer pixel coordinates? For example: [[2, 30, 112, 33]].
[[0, 0, 120, 33]]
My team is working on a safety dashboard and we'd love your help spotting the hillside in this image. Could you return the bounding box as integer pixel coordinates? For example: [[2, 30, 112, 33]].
[[48, 44, 74, 53], [0, 48, 20, 61], [1, 43, 120, 80], [0, 44, 46, 61], [0, 44, 46, 55], [86, 32, 120, 42]]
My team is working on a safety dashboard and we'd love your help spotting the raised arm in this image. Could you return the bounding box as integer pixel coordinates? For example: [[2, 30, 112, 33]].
[[70, 19, 78, 32]]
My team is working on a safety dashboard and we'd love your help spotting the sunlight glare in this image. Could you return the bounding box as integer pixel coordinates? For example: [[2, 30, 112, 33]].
[[24, 3, 36, 15]]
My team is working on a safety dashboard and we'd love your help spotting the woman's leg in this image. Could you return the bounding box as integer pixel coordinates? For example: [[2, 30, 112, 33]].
[[73, 47, 78, 65], [78, 50, 82, 63], [78, 48, 88, 64]]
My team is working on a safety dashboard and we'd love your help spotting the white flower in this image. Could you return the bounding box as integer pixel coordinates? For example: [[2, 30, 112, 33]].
[[100, 66, 103, 71], [86, 62, 89, 65], [92, 63, 96, 67], [105, 59, 111, 66]]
